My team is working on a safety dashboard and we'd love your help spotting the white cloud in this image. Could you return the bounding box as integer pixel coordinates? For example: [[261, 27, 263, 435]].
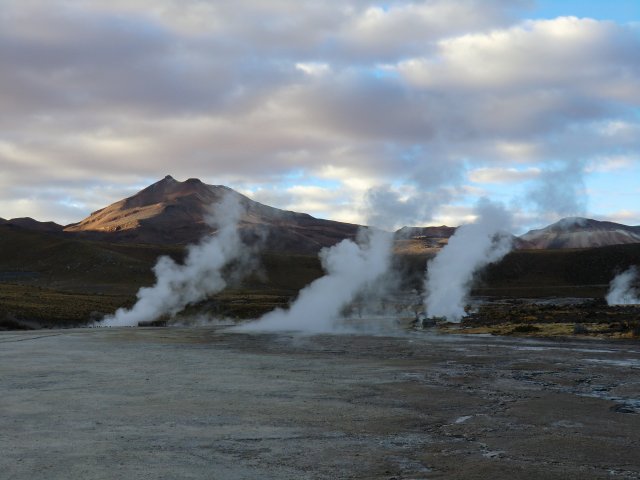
[[246, 183, 359, 224], [395, 17, 640, 95], [314, 164, 378, 192], [430, 204, 476, 227], [494, 141, 540, 162], [345, 0, 522, 59], [594, 120, 640, 141], [597, 210, 640, 225], [587, 155, 636, 173], [295, 62, 330, 76], [469, 167, 541, 184]]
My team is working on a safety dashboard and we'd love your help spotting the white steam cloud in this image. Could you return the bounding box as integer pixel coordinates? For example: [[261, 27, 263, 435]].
[[527, 161, 587, 219], [237, 229, 393, 332], [101, 194, 252, 326], [424, 198, 512, 322], [606, 266, 640, 305]]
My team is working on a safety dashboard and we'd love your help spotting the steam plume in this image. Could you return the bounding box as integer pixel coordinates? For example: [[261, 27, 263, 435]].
[[527, 161, 586, 219], [102, 194, 252, 326], [237, 229, 393, 332], [364, 185, 452, 231], [424, 198, 512, 322], [606, 267, 640, 305]]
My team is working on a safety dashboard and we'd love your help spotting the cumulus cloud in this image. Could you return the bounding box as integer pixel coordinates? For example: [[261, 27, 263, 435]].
[[395, 17, 640, 95], [469, 167, 541, 184], [390, 16, 640, 147], [344, 0, 524, 60], [0, 1, 639, 227]]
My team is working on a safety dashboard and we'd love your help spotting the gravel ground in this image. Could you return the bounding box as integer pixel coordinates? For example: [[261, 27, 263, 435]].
[[1, 326, 640, 479]]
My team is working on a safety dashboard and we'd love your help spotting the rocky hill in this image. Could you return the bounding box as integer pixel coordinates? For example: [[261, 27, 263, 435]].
[[64, 175, 361, 254], [519, 217, 640, 249]]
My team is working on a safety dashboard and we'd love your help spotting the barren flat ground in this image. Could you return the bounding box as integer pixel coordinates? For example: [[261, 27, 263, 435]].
[[2, 327, 640, 479]]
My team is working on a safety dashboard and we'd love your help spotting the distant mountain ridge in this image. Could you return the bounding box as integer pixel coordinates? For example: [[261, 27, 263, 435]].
[[0, 217, 64, 233], [3, 177, 640, 253], [520, 217, 640, 249]]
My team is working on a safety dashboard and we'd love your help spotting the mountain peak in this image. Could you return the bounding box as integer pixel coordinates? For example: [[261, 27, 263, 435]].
[[520, 217, 640, 249], [124, 175, 219, 209], [65, 176, 225, 237], [64, 176, 360, 252]]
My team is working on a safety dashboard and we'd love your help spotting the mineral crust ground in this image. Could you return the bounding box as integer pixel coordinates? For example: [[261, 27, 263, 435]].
[[2, 327, 640, 479]]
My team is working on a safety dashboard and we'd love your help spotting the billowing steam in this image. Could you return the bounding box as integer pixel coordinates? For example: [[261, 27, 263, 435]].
[[424, 198, 512, 322], [364, 185, 452, 231], [527, 161, 586, 219], [102, 194, 252, 326], [237, 229, 393, 332], [606, 267, 640, 305]]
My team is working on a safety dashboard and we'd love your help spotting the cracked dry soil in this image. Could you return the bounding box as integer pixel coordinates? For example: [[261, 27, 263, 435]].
[[1, 327, 640, 479]]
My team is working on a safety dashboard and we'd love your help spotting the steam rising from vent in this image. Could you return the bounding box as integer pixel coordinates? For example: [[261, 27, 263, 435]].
[[606, 267, 640, 305], [527, 162, 586, 218], [237, 229, 393, 332], [101, 194, 252, 327], [363, 185, 452, 231], [424, 198, 512, 322]]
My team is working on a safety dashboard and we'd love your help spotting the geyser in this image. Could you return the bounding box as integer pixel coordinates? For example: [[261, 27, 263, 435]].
[[101, 193, 253, 327], [237, 229, 393, 332], [424, 198, 512, 322], [606, 267, 640, 305]]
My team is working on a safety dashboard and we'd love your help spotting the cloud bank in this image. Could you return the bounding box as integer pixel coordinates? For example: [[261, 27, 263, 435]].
[[1, 1, 639, 228]]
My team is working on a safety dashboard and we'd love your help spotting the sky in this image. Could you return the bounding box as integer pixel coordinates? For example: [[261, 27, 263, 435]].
[[1, 0, 639, 233]]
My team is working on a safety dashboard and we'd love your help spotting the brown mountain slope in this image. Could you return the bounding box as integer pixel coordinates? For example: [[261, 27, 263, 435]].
[[519, 217, 640, 249], [65, 175, 361, 254]]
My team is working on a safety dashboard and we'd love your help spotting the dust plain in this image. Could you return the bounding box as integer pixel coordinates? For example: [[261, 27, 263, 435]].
[[1, 327, 639, 479]]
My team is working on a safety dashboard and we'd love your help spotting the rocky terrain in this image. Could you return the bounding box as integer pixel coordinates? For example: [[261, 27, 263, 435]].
[[451, 298, 640, 338]]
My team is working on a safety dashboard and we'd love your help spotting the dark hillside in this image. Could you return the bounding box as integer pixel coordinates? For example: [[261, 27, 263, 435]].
[[476, 243, 640, 297], [2, 223, 640, 328], [0, 225, 324, 328], [0, 224, 168, 293]]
